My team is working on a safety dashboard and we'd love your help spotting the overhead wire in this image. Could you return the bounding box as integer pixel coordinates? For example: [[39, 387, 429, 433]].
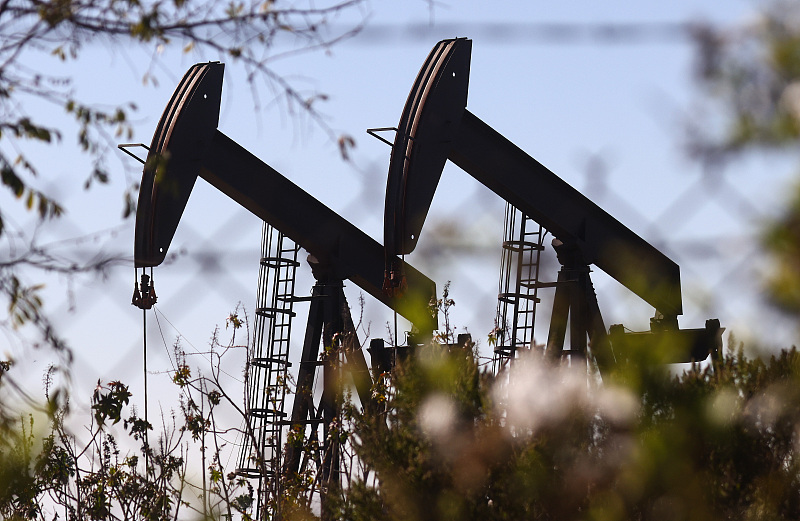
[[152, 304, 250, 473], [152, 306, 245, 384]]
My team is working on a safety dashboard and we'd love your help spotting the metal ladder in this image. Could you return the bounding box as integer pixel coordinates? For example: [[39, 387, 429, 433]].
[[493, 203, 548, 373], [236, 222, 300, 515]]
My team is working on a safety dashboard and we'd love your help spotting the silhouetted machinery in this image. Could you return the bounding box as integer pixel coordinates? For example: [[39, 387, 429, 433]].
[[380, 38, 722, 369], [129, 38, 724, 520], [130, 63, 436, 517]]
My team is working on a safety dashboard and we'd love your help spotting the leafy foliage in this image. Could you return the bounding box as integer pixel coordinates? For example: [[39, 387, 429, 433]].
[[332, 339, 800, 521], [0, 0, 364, 386], [2, 347, 253, 521], [0, 0, 364, 227], [91, 380, 132, 425], [691, 4, 800, 154], [690, 2, 800, 317], [4, 308, 800, 521], [0, 316, 259, 520]]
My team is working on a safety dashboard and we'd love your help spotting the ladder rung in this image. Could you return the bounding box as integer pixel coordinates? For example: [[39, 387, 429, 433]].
[[520, 281, 558, 289], [252, 357, 293, 368], [256, 307, 296, 319], [249, 408, 288, 419], [498, 292, 541, 304], [260, 256, 301, 268], [280, 295, 315, 303], [502, 240, 544, 252], [235, 467, 276, 478]]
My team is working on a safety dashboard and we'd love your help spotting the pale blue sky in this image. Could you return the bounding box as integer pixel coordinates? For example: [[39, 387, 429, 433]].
[[3, 1, 792, 413]]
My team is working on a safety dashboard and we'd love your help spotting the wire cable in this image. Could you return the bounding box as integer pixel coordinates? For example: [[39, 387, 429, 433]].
[[152, 306, 245, 384]]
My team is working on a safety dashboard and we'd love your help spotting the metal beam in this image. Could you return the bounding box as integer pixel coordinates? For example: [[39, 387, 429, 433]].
[[133, 61, 437, 332], [383, 37, 682, 317], [200, 131, 437, 330], [450, 109, 682, 316]]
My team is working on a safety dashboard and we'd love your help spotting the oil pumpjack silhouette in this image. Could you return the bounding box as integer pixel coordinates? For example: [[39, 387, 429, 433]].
[[129, 62, 436, 517], [379, 38, 722, 369], [129, 38, 722, 519]]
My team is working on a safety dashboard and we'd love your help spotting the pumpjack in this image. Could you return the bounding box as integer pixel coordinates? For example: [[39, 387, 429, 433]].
[[380, 38, 722, 368], [130, 63, 436, 517]]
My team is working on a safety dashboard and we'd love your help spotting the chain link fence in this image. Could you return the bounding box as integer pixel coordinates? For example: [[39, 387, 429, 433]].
[[3, 19, 796, 482], [16, 144, 788, 400]]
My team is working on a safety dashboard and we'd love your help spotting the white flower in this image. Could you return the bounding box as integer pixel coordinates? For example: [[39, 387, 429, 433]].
[[418, 393, 458, 439], [781, 81, 800, 122], [494, 352, 638, 433]]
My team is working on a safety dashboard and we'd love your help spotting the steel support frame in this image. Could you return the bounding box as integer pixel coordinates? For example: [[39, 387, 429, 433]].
[[281, 273, 373, 520], [544, 241, 612, 367]]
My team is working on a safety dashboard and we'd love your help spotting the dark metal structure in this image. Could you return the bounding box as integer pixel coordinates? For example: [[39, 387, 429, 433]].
[[235, 223, 299, 504], [493, 206, 550, 372], [135, 64, 435, 326], [132, 62, 437, 517], [382, 38, 721, 366]]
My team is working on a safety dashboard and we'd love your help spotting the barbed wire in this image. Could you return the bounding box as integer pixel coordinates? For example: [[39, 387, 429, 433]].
[[338, 22, 697, 45]]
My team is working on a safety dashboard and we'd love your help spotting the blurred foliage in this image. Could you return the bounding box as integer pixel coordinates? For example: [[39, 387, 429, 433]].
[[692, 3, 800, 153], [7, 325, 800, 521], [4, 311, 800, 521], [764, 185, 800, 315], [690, 2, 800, 316], [329, 338, 800, 521]]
